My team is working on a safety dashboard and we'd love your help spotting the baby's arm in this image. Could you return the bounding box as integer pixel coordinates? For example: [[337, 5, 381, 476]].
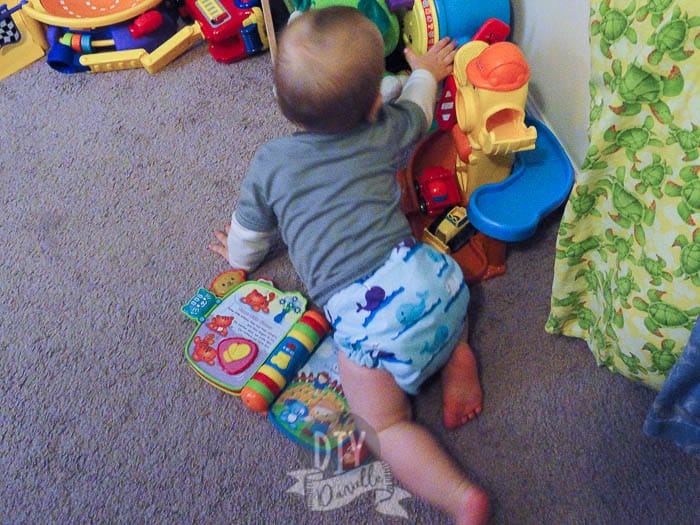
[[209, 215, 277, 272], [398, 38, 457, 127]]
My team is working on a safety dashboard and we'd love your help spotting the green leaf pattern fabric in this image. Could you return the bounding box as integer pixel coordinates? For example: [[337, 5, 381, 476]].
[[546, 0, 700, 390]]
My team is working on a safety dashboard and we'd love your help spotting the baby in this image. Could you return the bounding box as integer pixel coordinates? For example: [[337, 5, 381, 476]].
[[209, 7, 490, 524]]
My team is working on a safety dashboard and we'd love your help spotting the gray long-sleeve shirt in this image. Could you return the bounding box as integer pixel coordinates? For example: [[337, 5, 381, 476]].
[[229, 70, 438, 305]]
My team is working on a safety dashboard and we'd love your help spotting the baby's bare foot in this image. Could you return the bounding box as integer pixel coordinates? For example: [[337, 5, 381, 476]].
[[442, 341, 483, 429]]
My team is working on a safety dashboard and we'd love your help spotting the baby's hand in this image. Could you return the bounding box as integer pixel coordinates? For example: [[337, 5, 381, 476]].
[[209, 224, 231, 264], [404, 38, 457, 83]]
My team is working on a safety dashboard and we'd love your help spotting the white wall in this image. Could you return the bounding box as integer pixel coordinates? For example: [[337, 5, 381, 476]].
[[510, 0, 591, 170]]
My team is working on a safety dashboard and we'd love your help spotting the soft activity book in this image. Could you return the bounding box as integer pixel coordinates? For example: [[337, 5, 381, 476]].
[[182, 271, 368, 469]]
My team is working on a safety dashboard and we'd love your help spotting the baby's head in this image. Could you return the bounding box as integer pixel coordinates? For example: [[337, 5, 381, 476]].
[[274, 6, 385, 134]]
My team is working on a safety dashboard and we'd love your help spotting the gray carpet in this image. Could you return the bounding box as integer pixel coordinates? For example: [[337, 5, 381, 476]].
[[2, 42, 698, 525]]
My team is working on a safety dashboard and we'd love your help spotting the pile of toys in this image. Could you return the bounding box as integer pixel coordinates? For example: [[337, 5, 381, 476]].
[[2, 0, 574, 284], [2, 0, 512, 77], [1, 0, 269, 77]]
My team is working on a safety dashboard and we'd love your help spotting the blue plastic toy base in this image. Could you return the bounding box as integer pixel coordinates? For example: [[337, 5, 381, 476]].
[[467, 115, 574, 242], [435, 0, 510, 47]]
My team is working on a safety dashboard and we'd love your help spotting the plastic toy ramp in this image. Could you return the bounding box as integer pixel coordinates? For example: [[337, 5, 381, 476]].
[[79, 23, 204, 74], [467, 116, 574, 242]]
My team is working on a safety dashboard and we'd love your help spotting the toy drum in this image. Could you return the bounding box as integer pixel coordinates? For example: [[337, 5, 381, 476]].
[[402, 0, 511, 53]]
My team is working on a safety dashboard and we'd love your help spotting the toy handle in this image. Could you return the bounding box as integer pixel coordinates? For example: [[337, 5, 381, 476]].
[[241, 311, 330, 413], [471, 18, 510, 45], [140, 23, 205, 74]]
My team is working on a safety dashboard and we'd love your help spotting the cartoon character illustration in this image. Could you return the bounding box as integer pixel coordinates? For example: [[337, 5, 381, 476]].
[[666, 123, 700, 162], [604, 59, 683, 124], [602, 115, 664, 163], [664, 165, 700, 224], [672, 230, 700, 285], [356, 286, 386, 313], [279, 399, 310, 429], [590, 0, 638, 59], [241, 288, 276, 312], [367, 349, 412, 368], [645, 5, 700, 66], [396, 290, 429, 325], [598, 166, 656, 245], [352, 284, 405, 328], [207, 315, 234, 336], [421, 325, 450, 355], [192, 333, 217, 366], [313, 371, 331, 390], [307, 399, 341, 436], [209, 269, 247, 297], [632, 289, 700, 335]]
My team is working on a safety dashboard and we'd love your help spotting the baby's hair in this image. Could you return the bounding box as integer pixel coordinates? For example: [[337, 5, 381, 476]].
[[274, 6, 385, 134]]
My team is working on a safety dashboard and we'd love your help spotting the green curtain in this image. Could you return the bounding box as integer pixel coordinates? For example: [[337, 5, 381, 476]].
[[547, 0, 700, 390]]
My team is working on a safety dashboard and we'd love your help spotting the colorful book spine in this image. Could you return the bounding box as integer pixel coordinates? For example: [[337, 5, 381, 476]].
[[241, 310, 330, 413]]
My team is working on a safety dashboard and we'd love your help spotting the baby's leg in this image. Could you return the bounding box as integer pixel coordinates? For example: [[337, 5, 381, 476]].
[[338, 352, 490, 525], [442, 340, 483, 430]]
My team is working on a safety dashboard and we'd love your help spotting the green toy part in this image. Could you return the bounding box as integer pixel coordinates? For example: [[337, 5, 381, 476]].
[[286, 0, 400, 57]]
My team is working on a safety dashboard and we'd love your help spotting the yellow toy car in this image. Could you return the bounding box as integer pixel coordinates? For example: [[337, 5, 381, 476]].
[[422, 205, 476, 253]]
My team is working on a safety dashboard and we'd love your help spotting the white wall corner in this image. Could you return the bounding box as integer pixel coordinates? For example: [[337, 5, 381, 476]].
[[510, 0, 591, 176]]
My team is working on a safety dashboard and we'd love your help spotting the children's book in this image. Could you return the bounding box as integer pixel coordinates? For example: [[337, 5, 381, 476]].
[[182, 270, 368, 469], [182, 270, 307, 394], [268, 336, 368, 470]]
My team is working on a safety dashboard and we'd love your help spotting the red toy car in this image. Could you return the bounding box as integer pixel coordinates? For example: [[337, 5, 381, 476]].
[[181, 0, 267, 63], [415, 166, 462, 216]]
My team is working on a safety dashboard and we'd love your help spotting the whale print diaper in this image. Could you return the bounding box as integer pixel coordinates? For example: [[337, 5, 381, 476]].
[[324, 239, 469, 394]]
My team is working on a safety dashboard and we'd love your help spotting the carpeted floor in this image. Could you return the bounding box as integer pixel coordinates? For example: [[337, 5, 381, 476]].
[[1, 37, 698, 524]]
